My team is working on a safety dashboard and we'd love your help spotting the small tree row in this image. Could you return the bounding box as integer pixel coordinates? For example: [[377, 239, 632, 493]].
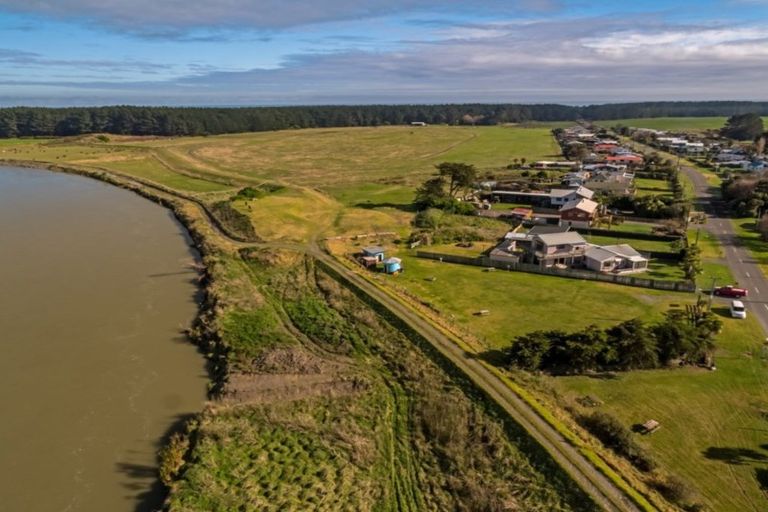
[[506, 308, 721, 374]]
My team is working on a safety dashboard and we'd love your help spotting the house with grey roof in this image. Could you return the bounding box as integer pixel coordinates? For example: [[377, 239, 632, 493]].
[[530, 231, 589, 268], [585, 244, 649, 274]]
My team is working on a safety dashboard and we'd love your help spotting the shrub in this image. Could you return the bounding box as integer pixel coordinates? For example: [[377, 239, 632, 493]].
[[578, 411, 657, 472], [159, 432, 190, 486], [210, 201, 258, 240]]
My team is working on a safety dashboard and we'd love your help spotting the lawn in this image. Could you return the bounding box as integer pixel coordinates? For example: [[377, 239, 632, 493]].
[[552, 313, 768, 512], [390, 252, 686, 349], [600, 221, 660, 235], [634, 177, 672, 197]]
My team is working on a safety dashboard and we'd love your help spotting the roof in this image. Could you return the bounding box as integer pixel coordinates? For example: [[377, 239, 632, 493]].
[[560, 198, 599, 214], [528, 225, 570, 235], [586, 244, 647, 262], [383, 257, 401, 264], [584, 246, 617, 262], [363, 246, 385, 254], [603, 244, 643, 259], [575, 186, 595, 199], [504, 231, 532, 240], [549, 188, 574, 198], [607, 154, 643, 162], [536, 231, 587, 246]]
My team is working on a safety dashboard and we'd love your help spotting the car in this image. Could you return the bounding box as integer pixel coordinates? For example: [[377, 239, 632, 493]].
[[713, 285, 748, 298], [730, 300, 747, 319]]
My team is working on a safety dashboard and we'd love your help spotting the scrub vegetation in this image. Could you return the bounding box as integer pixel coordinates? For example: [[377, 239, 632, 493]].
[[168, 250, 591, 511]]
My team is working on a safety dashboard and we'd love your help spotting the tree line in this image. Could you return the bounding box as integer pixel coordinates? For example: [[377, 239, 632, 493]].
[[1, 101, 768, 138]]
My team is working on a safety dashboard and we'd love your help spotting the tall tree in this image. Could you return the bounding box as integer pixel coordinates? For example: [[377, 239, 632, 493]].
[[414, 176, 448, 208], [681, 243, 703, 281], [435, 162, 477, 198], [721, 113, 765, 141], [606, 319, 658, 369]]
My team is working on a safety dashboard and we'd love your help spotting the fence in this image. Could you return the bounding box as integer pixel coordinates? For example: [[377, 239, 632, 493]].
[[416, 251, 695, 293]]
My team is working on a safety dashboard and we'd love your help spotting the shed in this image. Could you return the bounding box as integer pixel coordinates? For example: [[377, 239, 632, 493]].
[[359, 255, 379, 268], [383, 257, 402, 274], [362, 246, 385, 262]]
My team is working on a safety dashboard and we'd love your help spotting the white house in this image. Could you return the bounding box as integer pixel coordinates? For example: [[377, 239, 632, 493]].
[[548, 186, 595, 207], [584, 244, 649, 274]]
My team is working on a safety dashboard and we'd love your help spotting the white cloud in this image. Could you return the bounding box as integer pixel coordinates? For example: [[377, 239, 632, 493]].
[[1, 16, 767, 104]]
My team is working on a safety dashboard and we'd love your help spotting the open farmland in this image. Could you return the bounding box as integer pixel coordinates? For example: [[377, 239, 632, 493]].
[[0, 126, 559, 242], [594, 116, 768, 132]]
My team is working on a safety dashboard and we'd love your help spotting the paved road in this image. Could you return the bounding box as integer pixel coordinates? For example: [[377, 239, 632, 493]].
[[681, 165, 768, 334]]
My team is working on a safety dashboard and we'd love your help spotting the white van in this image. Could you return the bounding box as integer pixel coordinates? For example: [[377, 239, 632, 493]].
[[730, 300, 746, 319]]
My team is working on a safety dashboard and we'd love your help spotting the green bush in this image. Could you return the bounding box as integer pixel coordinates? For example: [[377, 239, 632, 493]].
[[578, 411, 657, 472], [210, 200, 258, 240]]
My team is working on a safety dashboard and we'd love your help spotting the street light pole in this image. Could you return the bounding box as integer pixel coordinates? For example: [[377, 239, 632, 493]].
[[709, 277, 717, 309]]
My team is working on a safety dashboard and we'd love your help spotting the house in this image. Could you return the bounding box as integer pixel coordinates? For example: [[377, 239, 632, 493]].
[[383, 257, 402, 274], [583, 163, 628, 174], [549, 186, 595, 207], [489, 237, 523, 264], [362, 246, 386, 262], [528, 225, 570, 235], [532, 160, 580, 169], [715, 149, 747, 162], [509, 207, 533, 221], [594, 142, 618, 154], [491, 186, 594, 209], [584, 244, 649, 273], [584, 174, 634, 196], [606, 154, 644, 166], [559, 198, 599, 228], [561, 170, 591, 188], [530, 231, 589, 268], [410, 121, 427, 126]]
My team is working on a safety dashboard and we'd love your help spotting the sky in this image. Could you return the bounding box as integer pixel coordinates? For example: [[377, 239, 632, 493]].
[[0, 0, 767, 106]]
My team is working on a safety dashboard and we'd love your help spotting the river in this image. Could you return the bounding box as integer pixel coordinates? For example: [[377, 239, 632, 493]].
[[0, 166, 208, 511]]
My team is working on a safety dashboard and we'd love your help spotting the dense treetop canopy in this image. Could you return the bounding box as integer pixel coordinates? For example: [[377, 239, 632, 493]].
[[1, 101, 767, 138]]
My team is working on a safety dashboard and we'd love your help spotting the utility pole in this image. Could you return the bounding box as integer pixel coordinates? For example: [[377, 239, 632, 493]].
[[709, 277, 717, 309]]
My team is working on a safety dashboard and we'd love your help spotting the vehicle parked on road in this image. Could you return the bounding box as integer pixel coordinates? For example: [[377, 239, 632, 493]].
[[714, 285, 748, 298], [730, 300, 747, 319]]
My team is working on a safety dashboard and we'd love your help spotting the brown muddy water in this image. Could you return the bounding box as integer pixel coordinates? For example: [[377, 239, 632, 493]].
[[0, 166, 208, 511]]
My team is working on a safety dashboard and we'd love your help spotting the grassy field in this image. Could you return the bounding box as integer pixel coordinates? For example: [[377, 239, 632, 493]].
[[552, 313, 768, 512], [376, 249, 768, 510], [388, 252, 685, 348], [634, 177, 672, 197], [596, 116, 768, 132], [0, 126, 560, 242], [594, 117, 729, 131]]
